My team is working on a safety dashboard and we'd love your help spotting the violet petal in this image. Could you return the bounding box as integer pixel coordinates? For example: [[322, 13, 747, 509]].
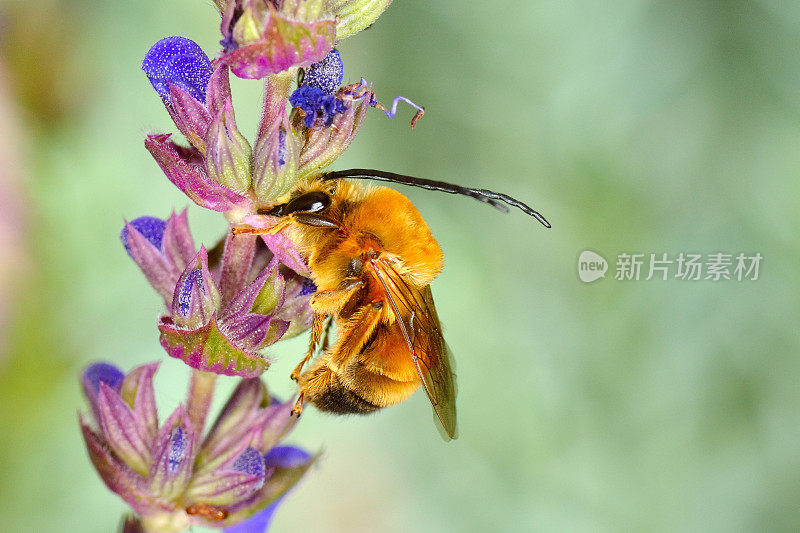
[[120, 217, 167, 256], [225, 496, 283, 533], [224, 499, 282, 533], [142, 36, 212, 103], [263, 446, 311, 469], [303, 49, 343, 95], [124, 219, 181, 304], [232, 447, 266, 479], [81, 362, 125, 425]]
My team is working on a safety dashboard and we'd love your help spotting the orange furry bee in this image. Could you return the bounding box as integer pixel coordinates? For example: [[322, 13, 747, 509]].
[[239, 169, 550, 440]]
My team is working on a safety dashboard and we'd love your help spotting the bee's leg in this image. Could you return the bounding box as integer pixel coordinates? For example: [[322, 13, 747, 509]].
[[310, 280, 364, 314], [290, 392, 305, 417], [291, 313, 326, 381], [291, 281, 362, 381], [232, 217, 291, 236], [320, 315, 334, 352]]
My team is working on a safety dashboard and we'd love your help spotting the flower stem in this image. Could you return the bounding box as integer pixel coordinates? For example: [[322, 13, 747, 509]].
[[187, 369, 217, 434]]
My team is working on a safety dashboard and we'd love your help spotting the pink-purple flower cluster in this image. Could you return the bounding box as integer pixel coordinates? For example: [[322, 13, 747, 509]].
[[121, 210, 314, 377], [81, 361, 313, 532]]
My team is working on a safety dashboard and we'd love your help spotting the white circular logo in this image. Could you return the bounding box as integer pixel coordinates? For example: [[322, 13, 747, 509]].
[[578, 250, 608, 283]]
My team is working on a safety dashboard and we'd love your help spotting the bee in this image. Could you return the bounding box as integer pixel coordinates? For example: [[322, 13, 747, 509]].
[[237, 169, 550, 440]]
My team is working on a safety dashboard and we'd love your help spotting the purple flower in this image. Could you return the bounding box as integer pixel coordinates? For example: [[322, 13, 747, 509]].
[[263, 446, 312, 469], [121, 210, 197, 305], [120, 216, 168, 256], [290, 85, 348, 128], [142, 37, 213, 103], [303, 49, 344, 95], [79, 362, 315, 530], [287, 50, 348, 128], [291, 80, 376, 180], [122, 213, 314, 378], [223, 447, 312, 533], [158, 244, 296, 378], [83, 361, 125, 392], [299, 278, 316, 297]]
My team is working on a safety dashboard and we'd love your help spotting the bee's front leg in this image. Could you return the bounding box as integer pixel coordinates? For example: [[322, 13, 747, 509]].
[[232, 216, 291, 236]]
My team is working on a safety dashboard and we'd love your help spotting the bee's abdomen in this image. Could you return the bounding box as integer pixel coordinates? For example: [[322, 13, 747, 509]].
[[305, 369, 381, 415]]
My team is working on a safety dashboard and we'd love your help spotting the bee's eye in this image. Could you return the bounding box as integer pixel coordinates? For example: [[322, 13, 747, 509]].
[[283, 192, 331, 215]]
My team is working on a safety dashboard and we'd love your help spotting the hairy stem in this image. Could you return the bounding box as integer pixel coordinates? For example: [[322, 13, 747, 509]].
[[187, 370, 217, 434]]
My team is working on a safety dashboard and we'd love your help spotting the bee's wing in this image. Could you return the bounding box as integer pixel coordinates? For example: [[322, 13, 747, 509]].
[[370, 258, 458, 440]]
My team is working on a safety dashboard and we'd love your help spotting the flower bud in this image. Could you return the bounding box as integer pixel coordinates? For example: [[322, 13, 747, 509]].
[[120, 216, 167, 256], [186, 446, 266, 506], [251, 72, 301, 204], [219, 1, 335, 80], [157, 233, 313, 378], [206, 100, 253, 195], [121, 211, 196, 304], [170, 249, 221, 330], [149, 409, 195, 499]]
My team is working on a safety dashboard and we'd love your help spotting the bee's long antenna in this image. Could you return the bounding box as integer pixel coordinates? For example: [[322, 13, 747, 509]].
[[322, 169, 551, 228]]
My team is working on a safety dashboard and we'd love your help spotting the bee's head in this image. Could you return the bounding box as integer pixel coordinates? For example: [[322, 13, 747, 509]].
[[258, 181, 341, 228], [273, 191, 331, 217], [260, 184, 333, 217]]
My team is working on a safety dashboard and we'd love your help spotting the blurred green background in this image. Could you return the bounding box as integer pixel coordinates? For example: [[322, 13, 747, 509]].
[[1, 0, 799, 531]]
